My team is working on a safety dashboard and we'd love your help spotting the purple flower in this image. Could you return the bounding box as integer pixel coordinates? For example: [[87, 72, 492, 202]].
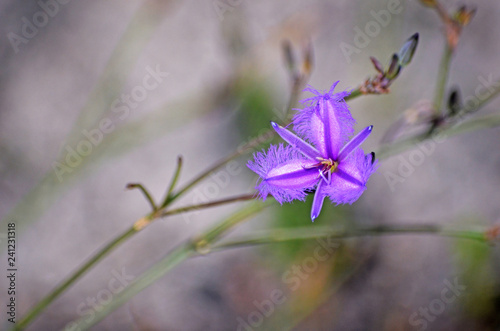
[[247, 82, 378, 221]]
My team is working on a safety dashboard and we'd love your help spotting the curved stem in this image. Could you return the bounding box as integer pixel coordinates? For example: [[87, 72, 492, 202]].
[[14, 226, 137, 330], [68, 220, 486, 330], [126, 183, 157, 212], [14, 194, 256, 330], [67, 201, 271, 330]]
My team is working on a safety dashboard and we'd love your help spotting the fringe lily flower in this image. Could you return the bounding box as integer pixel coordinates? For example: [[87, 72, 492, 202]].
[[248, 82, 378, 221]]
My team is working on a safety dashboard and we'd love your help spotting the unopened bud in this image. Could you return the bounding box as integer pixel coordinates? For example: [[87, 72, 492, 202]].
[[385, 54, 401, 80], [398, 33, 419, 67], [447, 88, 462, 116], [369, 152, 376, 165], [282, 40, 296, 74]]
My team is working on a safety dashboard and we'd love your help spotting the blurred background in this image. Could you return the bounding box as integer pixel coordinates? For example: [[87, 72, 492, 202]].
[[1, 0, 500, 330]]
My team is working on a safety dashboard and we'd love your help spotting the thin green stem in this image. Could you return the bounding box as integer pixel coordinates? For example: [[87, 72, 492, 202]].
[[126, 183, 157, 211], [377, 112, 500, 160], [167, 151, 253, 204], [211, 224, 486, 251], [160, 155, 183, 208], [67, 219, 486, 330], [433, 44, 453, 116], [158, 193, 256, 218], [14, 193, 256, 330], [14, 226, 137, 330], [472, 81, 500, 111], [68, 201, 271, 330], [345, 87, 362, 101]]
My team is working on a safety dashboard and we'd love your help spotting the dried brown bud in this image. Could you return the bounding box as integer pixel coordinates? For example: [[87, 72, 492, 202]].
[[454, 5, 476, 26]]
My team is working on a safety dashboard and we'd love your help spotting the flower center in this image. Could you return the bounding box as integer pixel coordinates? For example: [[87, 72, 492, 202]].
[[317, 157, 338, 174]]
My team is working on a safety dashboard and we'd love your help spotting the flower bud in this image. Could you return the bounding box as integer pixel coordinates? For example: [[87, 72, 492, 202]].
[[282, 40, 296, 74], [447, 88, 462, 116], [385, 54, 401, 80], [398, 33, 419, 67]]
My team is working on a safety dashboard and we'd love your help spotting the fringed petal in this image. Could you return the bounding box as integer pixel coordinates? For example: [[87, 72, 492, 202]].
[[247, 144, 319, 204], [293, 82, 355, 159], [323, 147, 377, 204]]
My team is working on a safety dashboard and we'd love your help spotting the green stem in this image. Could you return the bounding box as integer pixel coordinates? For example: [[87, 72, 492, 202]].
[[126, 183, 157, 211], [160, 155, 183, 208], [167, 150, 248, 204], [14, 194, 256, 330], [377, 110, 500, 160], [211, 224, 486, 251], [14, 226, 137, 330], [433, 44, 453, 116], [68, 219, 486, 330], [68, 201, 271, 330], [158, 193, 256, 218], [345, 87, 362, 101]]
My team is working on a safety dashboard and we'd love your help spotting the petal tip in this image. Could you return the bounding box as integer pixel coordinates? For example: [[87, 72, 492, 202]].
[[310, 207, 322, 221], [270, 121, 279, 129]]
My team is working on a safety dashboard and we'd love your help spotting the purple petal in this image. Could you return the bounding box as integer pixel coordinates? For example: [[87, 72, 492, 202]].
[[271, 122, 321, 160], [293, 82, 355, 159], [338, 126, 373, 161], [311, 179, 326, 222], [335, 168, 364, 187], [247, 144, 319, 204], [266, 163, 319, 189], [323, 148, 378, 205]]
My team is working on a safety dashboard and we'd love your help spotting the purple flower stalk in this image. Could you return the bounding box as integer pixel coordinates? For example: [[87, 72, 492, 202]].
[[248, 82, 378, 221]]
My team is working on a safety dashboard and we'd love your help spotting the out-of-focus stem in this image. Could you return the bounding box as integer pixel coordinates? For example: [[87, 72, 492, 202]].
[[345, 87, 362, 101], [13, 193, 256, 330], [14, 226, 137, 331], [67, 201, 270, 330], [433, 44, 454, 115], [377, 112, 500, 160], [212, 224, 486, 251]]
